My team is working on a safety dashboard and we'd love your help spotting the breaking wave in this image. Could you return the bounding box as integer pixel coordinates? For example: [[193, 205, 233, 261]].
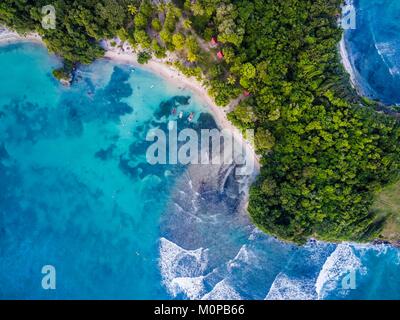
[[266, 273, 317, 300], [202, 280, 242, 300], [169, 276, 206, 300], [159, 237, 208, 298], [374, 42, 400, 76], [315, 244, 364, 299]]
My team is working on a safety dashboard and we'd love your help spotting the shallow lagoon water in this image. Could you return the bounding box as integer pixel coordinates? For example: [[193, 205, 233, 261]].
[[0, 43, 202, 299], [0, 43, 399, 299]]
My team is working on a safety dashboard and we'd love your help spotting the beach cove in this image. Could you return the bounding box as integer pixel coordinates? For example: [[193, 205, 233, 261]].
[[0, 27, 400, 300], [340, 0, 400, 104]]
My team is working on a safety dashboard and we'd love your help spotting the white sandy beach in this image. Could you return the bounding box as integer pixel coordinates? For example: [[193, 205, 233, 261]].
[[339, 35, 357, 88], [103, 49, 235, 140], [0, 28, 260, 181], [338, 1, 369, 99], [0, 27, 42, 45], [103, 47, 260, 178], [339, 33, 375, 101]]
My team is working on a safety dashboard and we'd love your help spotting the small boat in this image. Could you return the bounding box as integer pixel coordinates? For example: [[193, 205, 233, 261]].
[[179, 111, 183, 119], [188, 112, 195, 122]]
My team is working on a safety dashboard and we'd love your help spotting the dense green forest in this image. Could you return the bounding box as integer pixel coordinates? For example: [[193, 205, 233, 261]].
[[1, 0, 400, 243]]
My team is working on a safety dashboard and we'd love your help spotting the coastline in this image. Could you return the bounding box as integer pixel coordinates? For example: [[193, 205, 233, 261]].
[[0, 28, 42, 46], [0, 28, 260, 183], [339, 35, 357, 90], [337, 0, 370, 100], [338, 2, 357, 86], [339, 32, 370, 100], [338, 2, 375, 102], [338, 30, 400, 247], [3, 27, 398, 246], [104, 48, 260, 178]]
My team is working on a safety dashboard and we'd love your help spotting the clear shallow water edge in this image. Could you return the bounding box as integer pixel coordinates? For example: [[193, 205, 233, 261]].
[[0, 42, 399, 300]]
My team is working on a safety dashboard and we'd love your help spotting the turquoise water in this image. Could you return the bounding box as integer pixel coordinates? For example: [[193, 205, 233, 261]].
[[344, 0, 400, 104], [0, 43, 206, 299], [0, 43, 400, 300]]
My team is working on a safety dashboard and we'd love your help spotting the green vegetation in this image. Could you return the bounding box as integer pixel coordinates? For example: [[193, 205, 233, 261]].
[[52, 66, 72, 82], [1, 0, 400, 243], [137, 50, 151, 64], [0, 0, 122, 63], [371, 181, 400, 242]]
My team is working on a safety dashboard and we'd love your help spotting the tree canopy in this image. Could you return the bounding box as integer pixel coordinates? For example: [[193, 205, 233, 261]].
[[2, 0, 400, 243]]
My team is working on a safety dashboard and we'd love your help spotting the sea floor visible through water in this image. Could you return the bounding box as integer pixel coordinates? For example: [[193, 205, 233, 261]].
[[0, 42, 399, 300]]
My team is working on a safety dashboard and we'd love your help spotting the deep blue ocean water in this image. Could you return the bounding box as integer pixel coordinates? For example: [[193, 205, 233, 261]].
[[0, 42, 399, 300], [344, 0, 400, 104]]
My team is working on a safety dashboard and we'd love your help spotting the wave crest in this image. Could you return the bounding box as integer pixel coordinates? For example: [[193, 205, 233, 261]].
[[266, 273, 317, 300], [159, 237, 208, 298], [315, 244, 364, 299], [201, 279, 242, 300]]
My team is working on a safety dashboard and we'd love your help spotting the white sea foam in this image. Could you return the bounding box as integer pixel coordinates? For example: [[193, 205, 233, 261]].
[[306, 242, 339, 268], [371, 33, 400, 79], [248, 228, 264, 241], [374, 42, 397, 75], [315, 244, 364, 299], [389, 66, 400, 76], [351, 242, 389, 257], [173, 202, 184, 212], [340, 35, 358, 89], [228, 245, 258, 271], [266, 273, 317, 300], [170, 276, 206, 300], [159, 237, 208, 298], [375, 42, 396, 56], [201, 279, 242, 300], [248, 231, 257, 241]]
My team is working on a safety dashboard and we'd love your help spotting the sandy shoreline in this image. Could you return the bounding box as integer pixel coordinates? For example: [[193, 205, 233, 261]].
[[104, 50, 233, 137], [339, 34, 367, 99], [339, 35, 357, 88], [338, 1, 369, 100], [104, 49, 260, 176], [0, 29, 260, 181], [0, 28, 42, 46], [1, 25, 370, 183]]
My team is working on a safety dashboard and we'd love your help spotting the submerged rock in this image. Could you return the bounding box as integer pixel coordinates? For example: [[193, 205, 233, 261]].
[[0, 143, 10, 161]]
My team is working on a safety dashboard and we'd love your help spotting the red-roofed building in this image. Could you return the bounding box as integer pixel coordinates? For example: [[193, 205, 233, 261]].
[[217, 50, 224, 60], [210, 36, 218, 47]]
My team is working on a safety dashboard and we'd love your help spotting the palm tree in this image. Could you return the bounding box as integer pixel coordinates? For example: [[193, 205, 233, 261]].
[[128, 4, 137, 16], [227, 75, 236, 85], [182, 19, 192, 29]]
